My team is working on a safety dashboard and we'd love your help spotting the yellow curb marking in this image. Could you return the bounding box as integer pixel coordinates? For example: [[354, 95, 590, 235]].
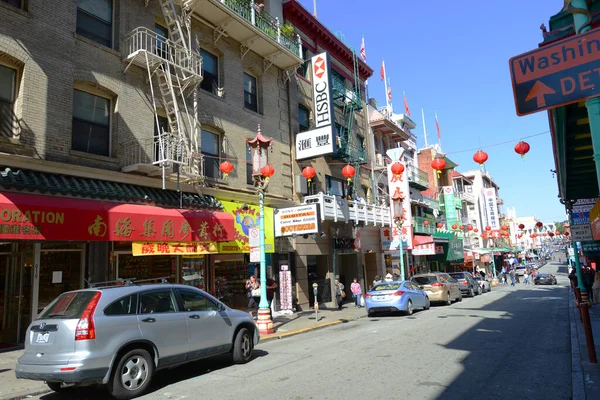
[[261, 319, 345, 341]]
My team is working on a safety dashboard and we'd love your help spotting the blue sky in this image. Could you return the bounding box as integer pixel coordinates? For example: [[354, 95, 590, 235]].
[[299, 0, 568, 223]]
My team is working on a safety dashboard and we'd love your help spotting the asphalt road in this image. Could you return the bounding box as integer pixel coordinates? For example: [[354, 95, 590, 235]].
[[29, 263, 572, 400]]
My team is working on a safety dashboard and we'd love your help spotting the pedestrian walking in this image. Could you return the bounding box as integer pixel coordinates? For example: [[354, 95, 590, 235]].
[[523, 270, 530, 286], [592, 271, 600, 305], [509, 270, 515, 287], [334, 280, 345, 310], [351, 278, 362, 307], [245, 275, 261, 318], [584, 268, 595, 303], [515, 269, 520, 284]]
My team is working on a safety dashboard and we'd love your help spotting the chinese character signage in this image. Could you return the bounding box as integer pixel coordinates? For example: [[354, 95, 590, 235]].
[[279, 267, 293, 311], [412, 243, 436, 256], [484, 189, 500, 230], [132, 242, 218, 256], [386, 148, 413, 250], [218, 200, 275, 253], [442, 186, 458, 226], [0, 192, 234, 242], [295, 52, 336, 160]]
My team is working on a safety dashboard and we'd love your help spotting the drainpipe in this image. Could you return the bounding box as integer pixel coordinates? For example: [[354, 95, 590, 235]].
[[571, 0, 600, 191]]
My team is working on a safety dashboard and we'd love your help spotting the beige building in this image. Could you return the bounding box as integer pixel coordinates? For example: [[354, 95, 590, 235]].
[[0, 0, 304, 345]]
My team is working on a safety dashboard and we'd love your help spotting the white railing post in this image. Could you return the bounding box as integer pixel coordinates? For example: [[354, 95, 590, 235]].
[[332, 195, 338, 222], [297, 34, 302, 58], [250, 0, 256, 25], [276, 17, 281, 43]]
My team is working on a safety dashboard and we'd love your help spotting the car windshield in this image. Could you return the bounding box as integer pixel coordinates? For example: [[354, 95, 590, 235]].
[[371, 283, 402, 291], [37, 291, 99, 320], [412, 276, 437, 285]]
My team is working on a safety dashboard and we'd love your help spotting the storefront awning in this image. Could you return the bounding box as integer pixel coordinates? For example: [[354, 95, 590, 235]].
[[413, 235, 433, 246], [0, 192, 234, 242]]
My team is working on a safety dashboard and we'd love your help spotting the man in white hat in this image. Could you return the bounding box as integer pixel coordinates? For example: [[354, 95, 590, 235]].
[[385, 273, 393, 282]]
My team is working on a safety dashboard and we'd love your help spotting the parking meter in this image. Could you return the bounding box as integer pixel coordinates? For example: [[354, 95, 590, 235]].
[[312, 283, 319, 321]]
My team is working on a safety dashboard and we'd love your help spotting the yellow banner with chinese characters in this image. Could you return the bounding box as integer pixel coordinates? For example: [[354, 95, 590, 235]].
[[217, 200, 274, 253], [132, 242, 219, 256]]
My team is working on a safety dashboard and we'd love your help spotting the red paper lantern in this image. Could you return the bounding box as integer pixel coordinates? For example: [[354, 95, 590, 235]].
[[437, 222, 444, 229], [261, 164, 275, 180], [564, 231, 570, 237], [549, 232, 555, 237], [518, 223, 525, 230], [555, 231, 560, 236], [391, 162, 405, 178], [452, 223, 458, 230], [514, 141, 531, 158], [302, 166, 316, 185], [542, 232, 547, 237], [342, 164, 356, 183], [431, 158, 446, 177], [485, 226, 491, 231], [459, 225, 464, 231], [423, 220, 430, 227], [536, 221, 543, 228], [219, 160, 234, 178], [467, 225, 473, 231], [474, 228, 479, 233], [518, 233, 523, 238], [473, 150, 488, 166], [501, 225, 509, 231]]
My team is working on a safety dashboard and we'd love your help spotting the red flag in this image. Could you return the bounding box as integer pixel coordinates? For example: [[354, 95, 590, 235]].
[[360, 36, 366, 61], [380, 60, 385, 81], [403, 92, 411, 116], [387, 86, 392, 101], [435, 112, 441, 141]]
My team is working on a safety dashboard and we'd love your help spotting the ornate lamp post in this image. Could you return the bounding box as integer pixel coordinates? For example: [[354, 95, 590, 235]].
[[246, 125, 274, 335], [391, 187, 406, 280]]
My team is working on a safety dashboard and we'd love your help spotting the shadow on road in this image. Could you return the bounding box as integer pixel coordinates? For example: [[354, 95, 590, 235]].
[[37, 350, 269, 400], [433, 270, 571, 399]]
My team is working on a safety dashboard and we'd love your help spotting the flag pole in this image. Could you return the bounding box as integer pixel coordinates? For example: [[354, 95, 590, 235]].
[[435, 110, 442, 150], [382, 59, 390, 114], [422, 108, 429, 148], [387, 78, 393, 114]]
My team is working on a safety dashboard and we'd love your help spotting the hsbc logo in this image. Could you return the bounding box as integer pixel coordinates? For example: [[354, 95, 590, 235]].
[[313, 56, 326, 79], [487, 190, 493, 196]]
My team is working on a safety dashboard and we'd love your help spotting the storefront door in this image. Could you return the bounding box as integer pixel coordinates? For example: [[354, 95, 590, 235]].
[[0, 243, 33, 346]]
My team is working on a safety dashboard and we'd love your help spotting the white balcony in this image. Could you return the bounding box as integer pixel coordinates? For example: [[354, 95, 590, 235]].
[[457, 190, 475, 203], [123, 27, 203, 80], [303, 192, 391, 226]]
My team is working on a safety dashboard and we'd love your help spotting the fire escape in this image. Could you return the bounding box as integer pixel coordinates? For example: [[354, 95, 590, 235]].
[[122, 0, 204, 188]]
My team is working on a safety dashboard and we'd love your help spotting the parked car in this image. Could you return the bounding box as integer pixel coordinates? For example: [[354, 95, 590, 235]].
[[534, 273, 558, 285], [474, 276, 491, 293], [449, 272, 480, 297], [15, 282, 259, 399], [364, 280, 430, 316], [411, 273, 462, 305], [516, 265, 527, 276]]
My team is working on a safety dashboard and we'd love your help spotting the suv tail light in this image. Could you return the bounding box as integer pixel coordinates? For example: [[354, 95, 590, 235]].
[[390, 291, 405, 296], [431, 282, 443, 287], [461, 281, 468, 285], [75, 292, 102, 341]]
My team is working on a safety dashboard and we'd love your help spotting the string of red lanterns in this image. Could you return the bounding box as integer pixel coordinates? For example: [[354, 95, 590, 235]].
[[342, 164, 355, 183], [302, 166, 316, 186], [473, 150, 488, 167]]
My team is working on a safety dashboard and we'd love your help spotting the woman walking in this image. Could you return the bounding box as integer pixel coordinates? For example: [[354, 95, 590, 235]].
[[350, 278, 362, 307], [245, 275, 261, 317], [334, 280, 345, 310]]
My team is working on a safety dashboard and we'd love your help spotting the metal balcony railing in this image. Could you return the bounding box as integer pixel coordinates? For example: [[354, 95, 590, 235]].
[[413, 216, 436, 235], [456, 190, 475, 203], [222, 0, 301, 57], [422, 196, 440, 211], [335, 134, 367, 162], [407, 166, 429, 189], [303, 192, 391, 226], [123, 27, 203, 78], [331, 75, 362, 109]]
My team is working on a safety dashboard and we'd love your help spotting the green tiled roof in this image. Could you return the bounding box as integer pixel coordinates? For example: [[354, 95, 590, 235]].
[[0, 167, 223, 210]]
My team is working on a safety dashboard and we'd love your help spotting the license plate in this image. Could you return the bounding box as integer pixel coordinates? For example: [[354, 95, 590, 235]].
[[375, 295, 386, 300], [35, 333, 50, 344]]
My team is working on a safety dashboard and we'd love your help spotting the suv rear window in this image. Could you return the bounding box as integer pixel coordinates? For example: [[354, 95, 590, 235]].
[[449, 273, 465, 279], [37, 291, 99, 320], [413, 276, 437, 285]]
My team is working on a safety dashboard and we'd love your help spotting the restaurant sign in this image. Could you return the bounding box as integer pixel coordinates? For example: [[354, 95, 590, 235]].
[[218, 200, 275, 253], [0, 192, 234, 242], [274, 204, 319, 237], [132, 242, 218, 256]]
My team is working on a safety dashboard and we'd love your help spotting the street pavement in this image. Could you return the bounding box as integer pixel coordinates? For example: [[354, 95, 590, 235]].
[[17, 262, 573, 400]]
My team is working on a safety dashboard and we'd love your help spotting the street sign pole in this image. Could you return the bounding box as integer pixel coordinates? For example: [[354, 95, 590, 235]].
[[572, 0, 600, 194]]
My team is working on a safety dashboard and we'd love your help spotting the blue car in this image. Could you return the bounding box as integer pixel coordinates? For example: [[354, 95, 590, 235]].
[[364, 280, 430, 317]]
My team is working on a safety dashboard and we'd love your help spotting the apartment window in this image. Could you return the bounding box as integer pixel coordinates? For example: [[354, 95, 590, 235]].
[[246, 143, 253, 185], [1, 0, 23, 8], [0, 65, 17, 137], [72, 89, 111, 157], [331, 69, 345, 88], [298, 104, 310, 132], [153, 116, 169, 162], [244, 73, 258, 112], [76, 0, 113, 48], [200, 50, 218, 93], [201, 129, 220, 179], [325, 175, 346, 198], [297, 45, 310, 78], [155, 24, 168, 59]]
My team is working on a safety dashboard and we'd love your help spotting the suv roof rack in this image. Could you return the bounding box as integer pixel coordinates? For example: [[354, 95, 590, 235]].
[[88, 276, 172, 288]]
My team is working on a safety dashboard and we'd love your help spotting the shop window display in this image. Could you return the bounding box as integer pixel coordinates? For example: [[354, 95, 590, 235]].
[[181, 257, 206, 290], [214, 260, 249, 309], [117, 254, 175, 281]]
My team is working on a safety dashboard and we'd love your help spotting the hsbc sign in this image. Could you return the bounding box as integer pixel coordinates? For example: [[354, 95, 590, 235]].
[[295, 52, 336, 160]]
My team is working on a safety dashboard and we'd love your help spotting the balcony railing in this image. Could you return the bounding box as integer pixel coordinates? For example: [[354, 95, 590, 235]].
[[414, 216, 436, 235], [456, 190, 475, 203], [303, 192, 391, 226], [222, 0, 301, 57], [422, 196, 440, 211], [407, 166, 429, 189], [335, 134, 367, 163], [123, 27, 203, 79], [331, 75, 362, 109]]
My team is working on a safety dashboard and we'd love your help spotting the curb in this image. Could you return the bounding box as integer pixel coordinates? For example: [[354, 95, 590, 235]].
[[260, 315, 364, 342], [3, 389, 52, 400], [569, 287, 586, 400]]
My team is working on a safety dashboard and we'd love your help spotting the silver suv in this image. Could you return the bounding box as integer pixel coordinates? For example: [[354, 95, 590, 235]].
[[15, 281, 259, 399]]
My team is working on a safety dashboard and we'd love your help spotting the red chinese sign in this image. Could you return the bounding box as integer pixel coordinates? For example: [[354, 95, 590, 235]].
[[0, 192, 234, 242]]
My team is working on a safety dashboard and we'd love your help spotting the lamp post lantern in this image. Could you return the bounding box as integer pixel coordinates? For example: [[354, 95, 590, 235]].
[[246, 125, 274, 335], [391, 187, 406, 280]]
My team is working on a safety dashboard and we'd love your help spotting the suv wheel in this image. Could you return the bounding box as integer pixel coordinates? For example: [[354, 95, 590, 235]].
[[109, 349, 154, 400], [232, 328, 253, 364]]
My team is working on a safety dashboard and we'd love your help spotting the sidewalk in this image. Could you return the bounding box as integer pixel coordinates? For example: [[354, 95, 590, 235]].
[[0, 303, 366, 400], [569, 288, 600, 400]]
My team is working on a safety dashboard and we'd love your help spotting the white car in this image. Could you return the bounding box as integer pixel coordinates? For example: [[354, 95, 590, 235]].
[[515, 266, 527, 276], [474, 276, 491, 293]]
